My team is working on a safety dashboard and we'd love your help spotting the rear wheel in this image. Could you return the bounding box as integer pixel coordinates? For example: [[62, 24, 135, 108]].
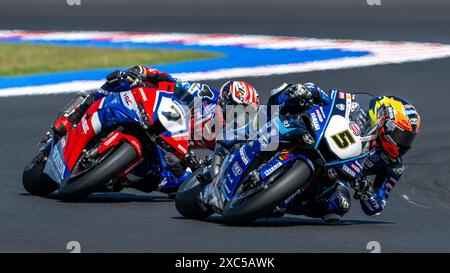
[[175, 167, 214, 219], [223, 160, 311, 225], [58, 142, 137, 202], [22, 154, 59, 196]]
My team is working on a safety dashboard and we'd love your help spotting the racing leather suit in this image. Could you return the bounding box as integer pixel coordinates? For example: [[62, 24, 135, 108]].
[[277, 87, 403, 219], [54, 66, 219, 194]]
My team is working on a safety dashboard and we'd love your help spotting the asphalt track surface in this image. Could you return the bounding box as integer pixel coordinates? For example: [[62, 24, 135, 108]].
[[0, 0, 450, 252]]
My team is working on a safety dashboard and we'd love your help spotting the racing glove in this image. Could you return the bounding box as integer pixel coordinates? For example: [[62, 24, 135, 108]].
[[104, 68, 144, 89], [286, 83, 328, 108], [359, 191, 385, 216], [124, 66, 145, 87]]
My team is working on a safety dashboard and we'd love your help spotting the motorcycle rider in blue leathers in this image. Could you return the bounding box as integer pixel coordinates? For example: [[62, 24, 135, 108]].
[[209, 82, 421, 221], [267, 83, 421, 221]]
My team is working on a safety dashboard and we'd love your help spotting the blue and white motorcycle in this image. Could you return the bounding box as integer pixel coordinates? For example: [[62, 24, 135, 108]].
[[175, 89, 376, 225]]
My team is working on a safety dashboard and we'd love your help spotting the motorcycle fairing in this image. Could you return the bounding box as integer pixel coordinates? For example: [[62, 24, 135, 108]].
[[44, 91, 144, 183], [221, 116, 310, 201], [310, 90, 368, 161], [259, 151, 315, 181], [222, 143, 259, 200], [43, 135, 70, 184], [98, 131, 143, 158], [63, 93, 142, 169], [139, 88, 190, 159], [309, 89, 337, 149], [325, 153, 368, 179]]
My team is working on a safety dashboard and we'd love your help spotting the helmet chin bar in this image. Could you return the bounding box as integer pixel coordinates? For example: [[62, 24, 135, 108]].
[[379, 128, 400, 158]]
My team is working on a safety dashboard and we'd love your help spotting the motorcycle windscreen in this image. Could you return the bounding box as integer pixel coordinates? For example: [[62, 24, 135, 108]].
[[307, 89, 336, 145]]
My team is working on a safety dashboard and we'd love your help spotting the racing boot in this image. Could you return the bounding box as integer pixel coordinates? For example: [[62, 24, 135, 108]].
[[158, 169, 192, 199]]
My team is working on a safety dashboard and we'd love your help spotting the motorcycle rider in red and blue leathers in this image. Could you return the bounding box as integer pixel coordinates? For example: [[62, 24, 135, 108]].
[[52, 65, 221, 195], [52, 66, 261, 196]]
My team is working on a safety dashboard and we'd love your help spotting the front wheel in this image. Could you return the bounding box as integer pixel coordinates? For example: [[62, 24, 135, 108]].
[[175, 167, 214, 220], [222, 160, 311, 225], [58, 142, 138, 202]]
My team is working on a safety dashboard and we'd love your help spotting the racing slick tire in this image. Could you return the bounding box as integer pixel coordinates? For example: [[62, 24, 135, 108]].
[[58, 142, 137, 202], [223, 160, 311, 226], [175, 167, 214, 220]]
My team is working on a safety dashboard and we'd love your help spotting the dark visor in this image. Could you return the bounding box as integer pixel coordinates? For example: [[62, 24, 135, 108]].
[[390, 126, 417, 148]]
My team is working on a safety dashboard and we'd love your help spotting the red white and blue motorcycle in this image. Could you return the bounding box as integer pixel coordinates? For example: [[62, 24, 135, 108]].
[[176, 89, 374, 225], [22, 82, 201, 201]]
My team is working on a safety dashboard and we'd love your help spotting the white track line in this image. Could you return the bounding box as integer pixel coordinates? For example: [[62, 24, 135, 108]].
[[1, 31, 450, 97]]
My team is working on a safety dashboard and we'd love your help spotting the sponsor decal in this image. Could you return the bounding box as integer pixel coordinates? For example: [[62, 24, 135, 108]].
[[139, 88, 148, 102], [338, 92, 345, 99], [81, 117, 89, 134], [315, 109, 324, 122], [310, 113, 321, 130], [121, 91, 137, 111], [351, 163, 361, 173], [263, 161, 283, 176], [278, 153, 291, 161], [59, 135, 67, 148], [405, 109, 417, 116], [336, 104, 345, 111], [345, 93, 352, 118], [403, 105, 417, 116], [52, 147, 66, 179], [342, 164, 357, 178], [177, 144, 187, 154], [283, 189, 302, 205], [349, 122, 361, 136], [319, 107, 327, 120], [130, 139, 143, 157], [223, 181, 231, 194], [123, 93, 133, 105], [239, 146, 250, 165], [231, 161, 242, 176], [104, 132, 119, 146], [365, 159, 374, 168]]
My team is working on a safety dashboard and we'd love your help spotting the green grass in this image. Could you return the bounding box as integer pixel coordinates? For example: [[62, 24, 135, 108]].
[[0, 43, 219, 76]]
